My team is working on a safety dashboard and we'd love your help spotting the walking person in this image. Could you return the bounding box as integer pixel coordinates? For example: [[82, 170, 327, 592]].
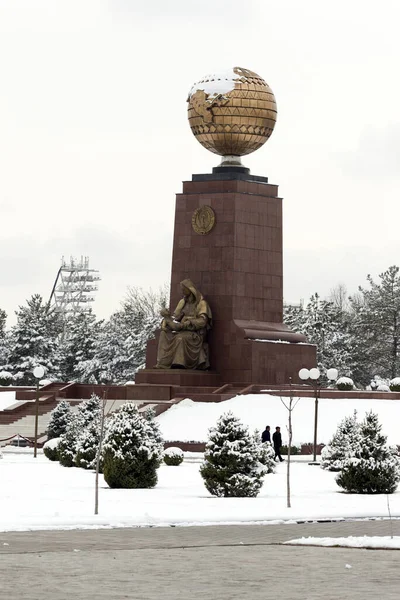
[[273, 426, 284, 462], [261, 425, 271, 443]]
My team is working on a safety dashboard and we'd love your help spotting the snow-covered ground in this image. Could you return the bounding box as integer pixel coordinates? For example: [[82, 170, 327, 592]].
[[285, 536, 400, 549], [1, 454, 399, 532], [0, 391, 16, 411], [156, 394, 400, 446]]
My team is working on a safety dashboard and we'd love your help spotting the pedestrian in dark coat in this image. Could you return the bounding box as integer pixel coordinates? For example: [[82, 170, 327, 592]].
[[261, 426, 271, 443], [272, 426, 284, 462]]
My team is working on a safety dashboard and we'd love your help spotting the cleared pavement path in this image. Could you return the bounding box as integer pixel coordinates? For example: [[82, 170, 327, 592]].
[[1, 520, 399, 599]]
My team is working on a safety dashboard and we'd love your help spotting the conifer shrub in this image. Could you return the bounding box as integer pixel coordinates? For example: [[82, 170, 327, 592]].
[[321, 411, 360, 471], [200, 412, 267, 497], [102, 402, 163, 488], [258, 440, 276, 474], [163, 447, 184, 466], [389, 377, 400, 392], [74, 395, 102, 469], [336, 377, 354, 391], [58, 413, 82, 467], [336, 411, 400, 494], [47, 399, 72, 440], [43, 437, 61, 461]]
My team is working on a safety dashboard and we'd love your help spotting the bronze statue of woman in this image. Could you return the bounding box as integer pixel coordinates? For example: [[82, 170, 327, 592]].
[[155, 279, 212, 370]]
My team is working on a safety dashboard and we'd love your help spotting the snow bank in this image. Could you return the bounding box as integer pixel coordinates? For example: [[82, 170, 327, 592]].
[[285, 536, 400, 549], [156, 394, 400, 445], [0, 392, 17, 411], [1, 455, 400, 532]]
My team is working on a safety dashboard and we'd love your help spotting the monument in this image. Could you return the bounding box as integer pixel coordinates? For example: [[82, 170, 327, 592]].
[[136, 67, 316, 388]]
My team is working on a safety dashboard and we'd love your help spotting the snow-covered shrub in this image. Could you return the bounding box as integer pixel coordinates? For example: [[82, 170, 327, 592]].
[[102, 402, 163, 488], [377, 384, 390, 392], [0, 370, 13, 386], [163, 447, 184, 466], [336, 376, 354, 391], [43, 437, 61, 461], [58, 413, 82, 467], [336, 411, 400, 494], [200, 412, 267, 498], [321, 411, 360, 472], [75, 416, 101, 470], [258, 440, 276, 474], [58, 395, 100, 467], [47, 400, 72, 440], [389, 377, 400, 392], [74, 395, 102, 469]]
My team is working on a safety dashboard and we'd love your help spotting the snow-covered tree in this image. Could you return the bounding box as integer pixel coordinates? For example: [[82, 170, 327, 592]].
[[102, 402, 164, 488], [321, 411, 360, 471], [47, 399, 72, 440], [284, 293, 354, 377], [58, 395, 101, 467], [350, 266, 400, 380], [58, 412, 83, 467], [59, 310, 100, 382], [5, 294, 62, 384], [200, 412, 267, 498], [75, 414, 101, 469], [336, 411, 400, 493]]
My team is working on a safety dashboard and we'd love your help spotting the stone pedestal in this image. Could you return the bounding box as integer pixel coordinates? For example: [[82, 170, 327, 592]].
[[137, 170, 316, 386]]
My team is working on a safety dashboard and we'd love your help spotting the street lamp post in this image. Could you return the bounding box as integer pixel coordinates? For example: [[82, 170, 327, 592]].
[[33, 366, 45, 458], [298, 367, 338, 464]]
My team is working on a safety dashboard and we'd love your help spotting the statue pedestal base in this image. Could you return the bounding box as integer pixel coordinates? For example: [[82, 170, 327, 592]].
[[135, 368, 220, 387]]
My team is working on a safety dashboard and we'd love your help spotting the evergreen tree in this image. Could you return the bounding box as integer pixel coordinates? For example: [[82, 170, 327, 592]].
[[74, 394, 102, 469], [284, 294, 354, 377], [47, 399, 72, 440], [350, 266, 400, 379], [58, 395, 101, 467], [102, 402, 163, 488], [59, 310, 99, 382], [6, 294, 62, 384], [200, 412, 267, 498], [58, 412, 83, 467], [321, 411, 360, 471], [336, 411, 400, 494]]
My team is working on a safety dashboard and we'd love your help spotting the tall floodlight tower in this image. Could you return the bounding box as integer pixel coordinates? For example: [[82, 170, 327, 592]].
[[49, 256, 100, 318]]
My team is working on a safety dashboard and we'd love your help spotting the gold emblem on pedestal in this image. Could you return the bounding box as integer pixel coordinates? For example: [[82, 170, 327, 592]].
[[187, 67, 277, 158], [192, 206, 216, 235]]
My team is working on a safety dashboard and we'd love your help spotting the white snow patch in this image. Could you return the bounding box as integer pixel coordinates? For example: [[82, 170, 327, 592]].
[[1, 456, 400, 532], [188, 68, 240, 99], [0, 392, 17, 411], [155, 394, 400, 446], [285, 536, 400, 549]]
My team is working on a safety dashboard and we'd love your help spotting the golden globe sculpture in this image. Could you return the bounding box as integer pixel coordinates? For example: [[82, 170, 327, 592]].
[[187, 67, 277, 166]]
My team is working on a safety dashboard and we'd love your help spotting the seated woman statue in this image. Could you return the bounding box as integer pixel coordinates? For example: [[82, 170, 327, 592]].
[[155, 279, 212, 370]]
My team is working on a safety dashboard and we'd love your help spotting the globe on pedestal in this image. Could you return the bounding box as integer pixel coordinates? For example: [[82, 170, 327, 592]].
[[187, 67, 277, 164]]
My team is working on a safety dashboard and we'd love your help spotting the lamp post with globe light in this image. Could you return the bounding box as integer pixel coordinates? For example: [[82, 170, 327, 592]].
[[33, 366, 45, 458], [298, 367, 338, 464]]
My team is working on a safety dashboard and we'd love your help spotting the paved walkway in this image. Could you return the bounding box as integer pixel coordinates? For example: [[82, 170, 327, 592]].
[[1, 520, 400, 599]]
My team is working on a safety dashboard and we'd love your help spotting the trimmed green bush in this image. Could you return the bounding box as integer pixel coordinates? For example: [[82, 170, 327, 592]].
[[43, 437, 60, 461], [163, 447, 184, 466], [336, 377, 354, 391], [389, 377, 400, 392], [102, 403, 163, 489]]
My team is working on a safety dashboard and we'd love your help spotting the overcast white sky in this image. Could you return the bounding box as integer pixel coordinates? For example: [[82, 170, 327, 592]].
[[0, 0, 399, 324]]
